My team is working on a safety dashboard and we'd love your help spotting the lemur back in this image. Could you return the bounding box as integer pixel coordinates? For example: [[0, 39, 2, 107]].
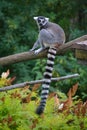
[[30, 16, 65, 115]]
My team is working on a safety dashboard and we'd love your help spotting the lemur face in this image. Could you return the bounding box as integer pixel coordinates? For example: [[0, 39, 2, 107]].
[[33, 16, 49, 27]]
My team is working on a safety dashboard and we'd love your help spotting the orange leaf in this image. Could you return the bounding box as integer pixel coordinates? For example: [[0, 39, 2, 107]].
[[9, 76, 16, 84], [67, 83, 78, 97], [61, 98, 73, 111], [21, 93, 31, 103], [67, 88, 73, 107], [48, 92, 56, 99], [7, 76, 16, 85], [0, 97, 5, 102], [7, 115, 13, 124], [71, 83, 78, 96], [30, 119, 38, 129], [67, 88, 71, 98], [61, 89, 73, 111], [10, 90, 21, 99], [32, 84, 41, 91], [21, 85, 30, 92], [54, 94, 60, 107], [68, 92, 73, 107]]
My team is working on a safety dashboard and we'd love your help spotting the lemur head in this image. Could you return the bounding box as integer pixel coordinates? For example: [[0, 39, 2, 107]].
[[33, 16, 49, 29]]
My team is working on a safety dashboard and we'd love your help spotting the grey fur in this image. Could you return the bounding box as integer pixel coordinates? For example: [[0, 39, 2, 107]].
[[30, 16, 65, 54], [30, 16, 65, 114]]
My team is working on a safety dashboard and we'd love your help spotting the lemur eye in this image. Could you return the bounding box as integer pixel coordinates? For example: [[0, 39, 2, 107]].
[[38, 19, 41, 23], [42, 20, 45, 23], [38, 18, 45, 24]]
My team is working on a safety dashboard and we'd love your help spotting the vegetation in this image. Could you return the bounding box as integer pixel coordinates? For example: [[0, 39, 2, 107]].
[[0, 0, 87, 98], [0, 0, 87, 129], [0, 70, 87, 130]]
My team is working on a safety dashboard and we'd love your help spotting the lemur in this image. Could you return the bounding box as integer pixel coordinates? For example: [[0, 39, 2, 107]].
[[30, 16, 65, 115]]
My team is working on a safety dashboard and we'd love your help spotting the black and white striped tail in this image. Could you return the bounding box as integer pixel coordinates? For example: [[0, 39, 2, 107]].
[[36, 47, 56, 115]]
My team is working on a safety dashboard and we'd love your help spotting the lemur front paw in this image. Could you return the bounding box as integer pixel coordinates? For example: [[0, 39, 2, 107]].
[[34, 50, 39, 54], [34, 48, 44, 54]]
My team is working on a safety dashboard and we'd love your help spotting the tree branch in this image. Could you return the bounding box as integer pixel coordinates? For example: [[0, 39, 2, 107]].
[[0, 73, 79, 92], [0, 35, 87, 66]]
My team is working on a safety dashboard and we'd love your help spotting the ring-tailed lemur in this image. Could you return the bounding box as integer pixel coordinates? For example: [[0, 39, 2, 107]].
[[30, 16, 65, 115]]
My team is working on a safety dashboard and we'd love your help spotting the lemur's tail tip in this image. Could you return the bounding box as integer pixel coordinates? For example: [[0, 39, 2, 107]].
[[36, 106, 44, 115]]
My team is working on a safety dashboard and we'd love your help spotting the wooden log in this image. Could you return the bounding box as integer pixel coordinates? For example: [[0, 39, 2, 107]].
[[0, 35, 87, 66], [75, 40, 87, 65]]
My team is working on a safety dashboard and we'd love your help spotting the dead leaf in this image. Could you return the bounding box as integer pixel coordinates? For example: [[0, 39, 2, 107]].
[[6, 76, 16, 85], [7, 115, 13, 124], [48, 92, 56, 99], [21, 85, 30, 92], [68, 89, 73, 107], [32, 84, 41, 91], [30, 119, 38, 129], [67, 83, 78, 97], [8, 76, 16, 84], [10, 90, 21, 99], [21, 93, 31, 103], [40, 113, 45, 118], [54, 94, 60, 107]]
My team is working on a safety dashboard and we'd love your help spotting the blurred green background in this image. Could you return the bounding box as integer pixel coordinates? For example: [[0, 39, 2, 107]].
[[0, 0, 87, 100]]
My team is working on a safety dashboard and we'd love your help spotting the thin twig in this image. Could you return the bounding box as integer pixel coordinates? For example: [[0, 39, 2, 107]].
[[0, 73, 79, 92]]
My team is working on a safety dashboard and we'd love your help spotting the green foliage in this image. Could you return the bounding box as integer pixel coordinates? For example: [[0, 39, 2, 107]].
[[0, 1, 87, 128], [69, 28, 86, 40], [0, 0, 87, 99], [0, 78, 87, 130], [32, 53, 87, 100], [0, 91, 31, 130], [54, 53, 87, 97], [32, 59, 46, 80]]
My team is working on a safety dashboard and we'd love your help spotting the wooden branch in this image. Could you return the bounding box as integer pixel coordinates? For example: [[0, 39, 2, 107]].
[[0, 73, 79, 92], [0, 35, 87, 66]]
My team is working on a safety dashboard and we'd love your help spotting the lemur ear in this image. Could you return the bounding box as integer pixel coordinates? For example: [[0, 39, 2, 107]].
[[33, 17, 38, 20], [45, 17, 49, 21]]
